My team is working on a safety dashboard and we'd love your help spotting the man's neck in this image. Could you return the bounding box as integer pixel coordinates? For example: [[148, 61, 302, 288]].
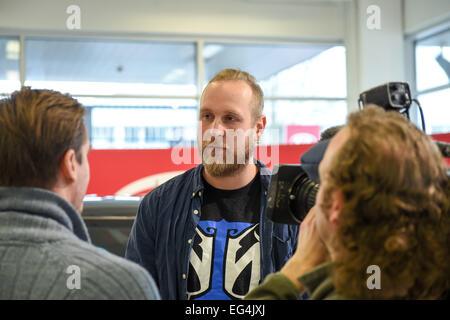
[[202, 163, 258, 190]]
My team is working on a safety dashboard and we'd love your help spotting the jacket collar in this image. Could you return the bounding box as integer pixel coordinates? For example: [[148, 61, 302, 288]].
[[0, 187, 91, 243], [191, 160, 271, 197]]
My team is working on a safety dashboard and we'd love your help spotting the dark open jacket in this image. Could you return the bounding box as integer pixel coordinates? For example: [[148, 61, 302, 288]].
[[126, 161, 299, 300]]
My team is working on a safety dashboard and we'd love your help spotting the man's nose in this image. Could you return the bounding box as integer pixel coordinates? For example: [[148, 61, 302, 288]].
[[212, 119, 225, 135]]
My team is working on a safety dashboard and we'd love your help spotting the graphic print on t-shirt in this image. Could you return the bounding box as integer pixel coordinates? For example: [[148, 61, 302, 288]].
[[187, 171, 262, 300], [187, 219, 260, 300]]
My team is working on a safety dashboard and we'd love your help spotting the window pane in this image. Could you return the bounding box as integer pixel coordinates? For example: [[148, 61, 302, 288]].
[[0, 37, 21, 94], [25, 38, 197, 96], [261, 100, 347, 145], [204, 43, 346, 98], [415, 29, 450, 92], [79, 97, 198, 149], [417, 89, 450, 134]]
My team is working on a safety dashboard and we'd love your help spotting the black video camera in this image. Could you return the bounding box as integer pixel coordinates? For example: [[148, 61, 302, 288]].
[[358, 82, 427, 132], [358, 82, 412, 111]]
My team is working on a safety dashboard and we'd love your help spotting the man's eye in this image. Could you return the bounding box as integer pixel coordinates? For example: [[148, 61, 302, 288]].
[[202, 114, 212, 120], [225, 116, 235, 121]]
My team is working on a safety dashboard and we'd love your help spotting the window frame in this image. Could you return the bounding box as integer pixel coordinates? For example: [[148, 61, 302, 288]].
[[0, 31, 348, 146], [407, 24, 450, 134]]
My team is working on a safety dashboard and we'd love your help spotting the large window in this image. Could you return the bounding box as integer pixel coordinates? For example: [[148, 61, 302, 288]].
[[24, 38, 198, 149], [81, 98, 198, 149], [0, 37, 21, 95], [415, 28, 450, 134], [25, 38, 197, 96], [204, 43, 347, 145], [262, 99, 347, 145], [1, 35, 348, 148]]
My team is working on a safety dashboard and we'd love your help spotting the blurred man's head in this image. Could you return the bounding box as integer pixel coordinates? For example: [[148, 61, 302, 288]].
[[315, 105, 449, 299], [198, 69, 266, 177], [0, 87, 90, 213]]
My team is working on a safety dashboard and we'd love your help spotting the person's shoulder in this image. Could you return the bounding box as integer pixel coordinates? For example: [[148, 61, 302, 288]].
[[323, 292, 351, 300], [55, 239, 160, 299], [142, 165, 200, 202], [255, 160, 271, 183]]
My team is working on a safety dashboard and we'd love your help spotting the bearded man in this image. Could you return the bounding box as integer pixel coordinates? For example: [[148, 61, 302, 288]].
[[126, 69, 299, 300]]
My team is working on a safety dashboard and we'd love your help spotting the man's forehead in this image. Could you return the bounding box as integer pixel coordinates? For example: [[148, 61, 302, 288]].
[[330, 126, 350, 149], [200, 82, 253, 113], [202, 80, 252, 100]]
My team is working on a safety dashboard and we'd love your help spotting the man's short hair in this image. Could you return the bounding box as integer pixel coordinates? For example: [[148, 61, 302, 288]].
[[0, 87, 86, 189], [204, 68, 264, 123], [325, 105, 449, 299]]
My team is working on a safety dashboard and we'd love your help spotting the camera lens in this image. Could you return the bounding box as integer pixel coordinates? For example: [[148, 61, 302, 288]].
[[290, 172, 319, 223], [266, 165, 320, 225]]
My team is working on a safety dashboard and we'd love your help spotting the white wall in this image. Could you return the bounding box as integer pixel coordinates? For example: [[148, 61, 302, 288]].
[[343, 0, 450, 112], [404, 0, 450, 35], [343, 0, 405, 112], [359, 0, 405, 90], [0, 0, 344, 41]]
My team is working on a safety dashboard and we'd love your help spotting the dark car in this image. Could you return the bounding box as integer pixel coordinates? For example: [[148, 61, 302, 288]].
[[82, 196, 141, 257]]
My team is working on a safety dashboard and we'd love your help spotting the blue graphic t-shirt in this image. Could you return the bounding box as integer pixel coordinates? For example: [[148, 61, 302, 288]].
[[187, 173, 261, 300]]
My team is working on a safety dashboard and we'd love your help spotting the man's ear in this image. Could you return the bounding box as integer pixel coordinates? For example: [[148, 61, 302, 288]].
[[255, 115, 266, 141], [328, 189, 344, 225], [60, 148, 77, 183]]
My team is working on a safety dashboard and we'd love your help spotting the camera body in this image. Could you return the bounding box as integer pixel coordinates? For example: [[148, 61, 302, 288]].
[[358, 82, 412, 111]]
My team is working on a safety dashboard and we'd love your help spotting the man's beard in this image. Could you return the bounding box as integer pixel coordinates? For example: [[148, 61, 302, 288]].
[[201, 138, 255, 177]]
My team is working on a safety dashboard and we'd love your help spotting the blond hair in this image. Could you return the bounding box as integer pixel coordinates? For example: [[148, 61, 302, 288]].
[[205, 68, 264, 123]]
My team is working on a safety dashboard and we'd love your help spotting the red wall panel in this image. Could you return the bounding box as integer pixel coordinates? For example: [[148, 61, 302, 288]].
[[87, 133, 450, 197]]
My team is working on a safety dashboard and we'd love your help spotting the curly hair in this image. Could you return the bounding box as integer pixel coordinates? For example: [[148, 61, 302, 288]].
[[325, 105, 449, 299]]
